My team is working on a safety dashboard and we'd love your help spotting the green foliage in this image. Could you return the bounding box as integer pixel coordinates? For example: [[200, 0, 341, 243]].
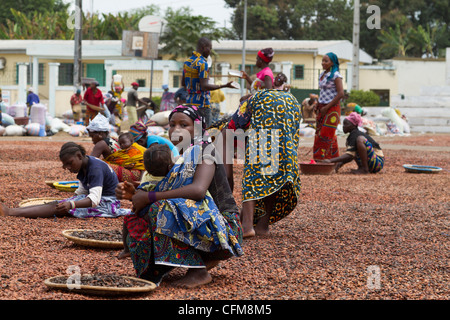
[[225, 0, 450, 59], [347, 90, 380, 107], [159, 7, 228, 60]]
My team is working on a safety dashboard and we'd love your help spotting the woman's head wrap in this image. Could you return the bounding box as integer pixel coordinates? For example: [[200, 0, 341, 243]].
[[86, 114, 110, 132], [258, 48, 275, 63], [325, 52, 340, 81], [129, 121, 148, 142], [346, 112, 362, 127], [168, 105, 210, 145]]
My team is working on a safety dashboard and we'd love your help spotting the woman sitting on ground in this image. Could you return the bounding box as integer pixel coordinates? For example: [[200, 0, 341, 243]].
[[322, 112, 385, 174], [87, 114, 120, 160], [0, 142, 131, 218], [115, 105, 244, 288]]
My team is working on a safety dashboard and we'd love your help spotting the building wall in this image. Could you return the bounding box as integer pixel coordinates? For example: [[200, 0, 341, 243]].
[[391, 58, 446, 98]]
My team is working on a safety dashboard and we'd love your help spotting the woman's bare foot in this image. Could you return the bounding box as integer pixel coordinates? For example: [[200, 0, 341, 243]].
[[242, 227, 256, 238], [254, 225, 270, 237], [350, 168, 369, 174], [254, 212, 270, 237], [0, 204, 9, 217], [173, 268, 212, 289], [117, 249, 130, 260], [205, 259, 220, 271]]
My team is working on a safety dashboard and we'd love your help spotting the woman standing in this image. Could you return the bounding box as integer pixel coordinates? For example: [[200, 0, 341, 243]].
[[313, 52, 344, 160], [242, 48, 275, 93], [83, 81, 105, 126], [239, 89, 302, 238]]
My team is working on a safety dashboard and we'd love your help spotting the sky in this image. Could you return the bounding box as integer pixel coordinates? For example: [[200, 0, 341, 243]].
[[69, 0, 234, 28]]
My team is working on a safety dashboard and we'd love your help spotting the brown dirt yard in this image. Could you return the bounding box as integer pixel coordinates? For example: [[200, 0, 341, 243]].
[[0, 132, 448, 301]]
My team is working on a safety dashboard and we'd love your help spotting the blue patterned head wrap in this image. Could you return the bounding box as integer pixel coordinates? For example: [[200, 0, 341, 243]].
[[325, 52, 340, 81]]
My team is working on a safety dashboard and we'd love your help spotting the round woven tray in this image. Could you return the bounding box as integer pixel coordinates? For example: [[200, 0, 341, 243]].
[[44, 275, 156, 296], [62, 229, 124, 249], [18, 197, 62, 207], [53, 181, 79, 192]]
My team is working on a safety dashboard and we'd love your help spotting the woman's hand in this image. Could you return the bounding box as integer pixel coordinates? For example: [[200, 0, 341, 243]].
[[131, 190, 151, 214], [55, 201, 71, 214], [318, 104, 330, 116], [115, 181, 136, 200]]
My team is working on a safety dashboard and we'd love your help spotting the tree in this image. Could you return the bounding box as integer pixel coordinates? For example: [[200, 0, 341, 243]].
[[159, 7, 229, 60], [376, 16, 414, 58], [0, 0, 69, 23]]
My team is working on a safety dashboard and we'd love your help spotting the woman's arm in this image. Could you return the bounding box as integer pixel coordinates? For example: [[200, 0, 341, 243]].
[[264, 75, 273, 89], [90, 140, 109, 158], [323, 153, 353, 164], [131, 160, 216, 213], [200, 78, 233, 91]]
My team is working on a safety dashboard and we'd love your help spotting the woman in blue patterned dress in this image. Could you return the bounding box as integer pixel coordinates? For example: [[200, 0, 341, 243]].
[[116, 105, 243, 288]]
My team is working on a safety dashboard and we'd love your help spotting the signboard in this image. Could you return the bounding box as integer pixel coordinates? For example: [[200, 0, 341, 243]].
[[138, 15, 166, 33], [1, 90, 11, 106], [121, 30, 159, 59]]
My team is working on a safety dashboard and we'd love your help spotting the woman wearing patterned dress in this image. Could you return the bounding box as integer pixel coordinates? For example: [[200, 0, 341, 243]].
[[116, 105, 243, 288], [239, 89, 302, 238], [313, 52, 344, 160]]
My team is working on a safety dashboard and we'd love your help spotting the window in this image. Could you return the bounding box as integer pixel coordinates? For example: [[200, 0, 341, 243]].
[[86, 63, 105, 86], [137, 79, 146, 87], [294, 65, 304, 80], [238, 64, 256, 75], [59, 63, 74, 86], [173, 75, 181, 87], [15, 63, 45, 85]]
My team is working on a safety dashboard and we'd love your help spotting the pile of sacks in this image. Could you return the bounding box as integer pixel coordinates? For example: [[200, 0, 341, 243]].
[[336, 106, 411, 137], [0, 103, 88, 137]]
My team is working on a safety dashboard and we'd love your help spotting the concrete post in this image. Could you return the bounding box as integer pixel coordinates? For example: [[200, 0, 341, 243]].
[[446, 48, 450, 86], [48, 62, 60, 117], [281, 61, 293, 83], [105, 62, 113, 92], [17, 62, 29, 104], [32, 57, 39, 95], [162, 64, 170, 88], [220, 62, 230, 86]]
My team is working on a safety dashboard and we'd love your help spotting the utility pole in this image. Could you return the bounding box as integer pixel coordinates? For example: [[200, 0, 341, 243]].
[[352, 0, 360, 90], [73, 0, 82, 91], [241, 0, 247, 95]]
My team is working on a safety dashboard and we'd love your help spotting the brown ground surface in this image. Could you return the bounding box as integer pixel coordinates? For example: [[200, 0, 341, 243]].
[[0, 132, 448, 300]]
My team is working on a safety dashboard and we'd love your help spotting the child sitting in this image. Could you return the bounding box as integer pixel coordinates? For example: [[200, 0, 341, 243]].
[[118, 143, 174, 259], [323, 112, 385, 174], [0, 142, 131, 218]]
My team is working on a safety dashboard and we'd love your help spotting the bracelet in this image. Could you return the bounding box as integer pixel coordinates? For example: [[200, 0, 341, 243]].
[[147, 191, 156, 204], [70, 201, 76, 209]]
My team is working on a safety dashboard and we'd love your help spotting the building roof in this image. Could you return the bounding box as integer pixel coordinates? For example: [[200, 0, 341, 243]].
[[213, 40, 373, 64], [0, 39, 373, 64], [0, 40, 125, 60]]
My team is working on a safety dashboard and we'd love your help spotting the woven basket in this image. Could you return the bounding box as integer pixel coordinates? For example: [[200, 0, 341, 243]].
[[18, 197, 62, 207], [44, 275, 156, 296], [53, 181, 79, 192], [62, 229, 124, 249]]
